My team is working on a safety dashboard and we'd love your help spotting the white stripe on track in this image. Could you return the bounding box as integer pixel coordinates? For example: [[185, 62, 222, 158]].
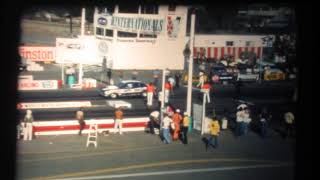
[[55, 163, 293, 180]]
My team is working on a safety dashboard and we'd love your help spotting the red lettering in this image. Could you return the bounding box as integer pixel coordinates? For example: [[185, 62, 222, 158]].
[[19, 47, 55, 62]]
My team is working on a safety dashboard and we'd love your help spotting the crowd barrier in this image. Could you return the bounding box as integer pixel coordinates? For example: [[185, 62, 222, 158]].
[[31, 117, 149, 136]]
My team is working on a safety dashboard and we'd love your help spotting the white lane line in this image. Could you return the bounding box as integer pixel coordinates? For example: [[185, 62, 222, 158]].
[[55, 163, 293, 180]]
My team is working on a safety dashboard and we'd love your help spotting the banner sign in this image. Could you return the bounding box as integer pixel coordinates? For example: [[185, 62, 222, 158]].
[[18, 80, 58, 90], [96, 15, 165, 34], [19, 46, 55, 62], [17, 101, 92, 110]]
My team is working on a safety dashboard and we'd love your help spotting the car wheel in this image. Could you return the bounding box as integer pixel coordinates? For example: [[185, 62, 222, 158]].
[[110, 93, 118, 99]]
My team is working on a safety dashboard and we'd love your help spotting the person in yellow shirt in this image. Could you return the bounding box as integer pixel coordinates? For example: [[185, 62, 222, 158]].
[[206, 117, 220, 151], [181, 112, 190, 144]]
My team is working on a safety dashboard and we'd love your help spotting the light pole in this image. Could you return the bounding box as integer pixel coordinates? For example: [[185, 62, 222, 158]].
[[185, 9, 196, 116], [184, 45, 191, 112]]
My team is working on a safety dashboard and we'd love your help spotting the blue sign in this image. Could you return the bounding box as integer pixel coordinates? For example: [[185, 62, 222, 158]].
[[98, 17, 108, 25]]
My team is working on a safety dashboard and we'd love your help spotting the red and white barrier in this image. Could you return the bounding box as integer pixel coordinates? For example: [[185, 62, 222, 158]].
[[17, 101, 92, 110], [82, 78, 97, 89], [32, 117, 149, 135]]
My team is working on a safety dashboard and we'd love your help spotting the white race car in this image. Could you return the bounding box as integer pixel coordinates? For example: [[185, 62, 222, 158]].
[[99, 80, 147, 98]]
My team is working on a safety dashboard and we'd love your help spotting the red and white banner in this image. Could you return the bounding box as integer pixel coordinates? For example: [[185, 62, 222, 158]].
[[193, 46, 262, 60], [31, 117, 149, 135], [18, 80, 58, 90], [19, 46, 56, 62], [17, 101, 92, 110]]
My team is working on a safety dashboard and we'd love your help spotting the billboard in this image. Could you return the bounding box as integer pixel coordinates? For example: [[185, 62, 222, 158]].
[[96, 14, 165, 35], [18, 80, 58, 90], [55, 36, 101, 64]]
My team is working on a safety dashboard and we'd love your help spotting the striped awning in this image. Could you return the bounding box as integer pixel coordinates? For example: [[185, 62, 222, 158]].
[[193, 47, 262, 60]]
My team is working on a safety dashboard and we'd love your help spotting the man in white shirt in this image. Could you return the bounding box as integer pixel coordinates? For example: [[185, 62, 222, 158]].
[[236, 107, 245, 136], [161, 113, 173, 144]]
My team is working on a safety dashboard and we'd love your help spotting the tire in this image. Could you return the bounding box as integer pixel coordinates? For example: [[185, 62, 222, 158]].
[[110, 93, 118, 99]]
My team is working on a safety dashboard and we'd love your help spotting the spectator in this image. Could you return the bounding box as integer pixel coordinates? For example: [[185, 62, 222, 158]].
[[174, 72, 181, 88], [166, 103, 175, 117], [259, 107, 271, 138], [164, 81, 172, 104], [197, 72, 206, 88], [153, 69, 160, 88], [161, 112, 173, 144], [236, 106, 245, 137], [158, 90, 163, 108], [23, 110, 34, 141], [206, 117, 220, 151], [114, 107, 124, 135], [181, 112, 190, 144], [242, 107, 251, 135], [284, 112, 295, 138], [146, 82, 156, 107], [149, 110, 160, 135], [172, 109, 182, 141], [76, 107, 85, 136], [221, 109, 229, 130], [168, 76, 175, 95], [201, 81, 211, 103], [107, 69, 112, 83]]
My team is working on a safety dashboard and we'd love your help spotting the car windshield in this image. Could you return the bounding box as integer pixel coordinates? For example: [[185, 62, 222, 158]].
[[117, 82, 126, 88]]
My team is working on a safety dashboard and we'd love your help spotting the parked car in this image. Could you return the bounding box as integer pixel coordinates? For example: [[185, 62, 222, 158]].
[[237, 68, 259, 82], [263, 68, 286, 81], [182, 73, 208, 86], [210, 65, 236, 84], [99, 80, 147, 98]]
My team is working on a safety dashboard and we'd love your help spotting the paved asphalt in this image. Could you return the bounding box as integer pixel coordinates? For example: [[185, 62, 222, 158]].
[[16, 129, 295, 180]]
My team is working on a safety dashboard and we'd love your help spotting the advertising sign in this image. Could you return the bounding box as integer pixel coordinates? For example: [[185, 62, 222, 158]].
[[96, 14, 165, 34], [19, 46, 56, 62], [18, 80, 58, 90]]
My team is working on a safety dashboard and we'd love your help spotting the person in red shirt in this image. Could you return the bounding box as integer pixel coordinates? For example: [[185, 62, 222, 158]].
[[201, 81, 211, 103], [146, 82, 156, 107], [164, 81, 172, 104]]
